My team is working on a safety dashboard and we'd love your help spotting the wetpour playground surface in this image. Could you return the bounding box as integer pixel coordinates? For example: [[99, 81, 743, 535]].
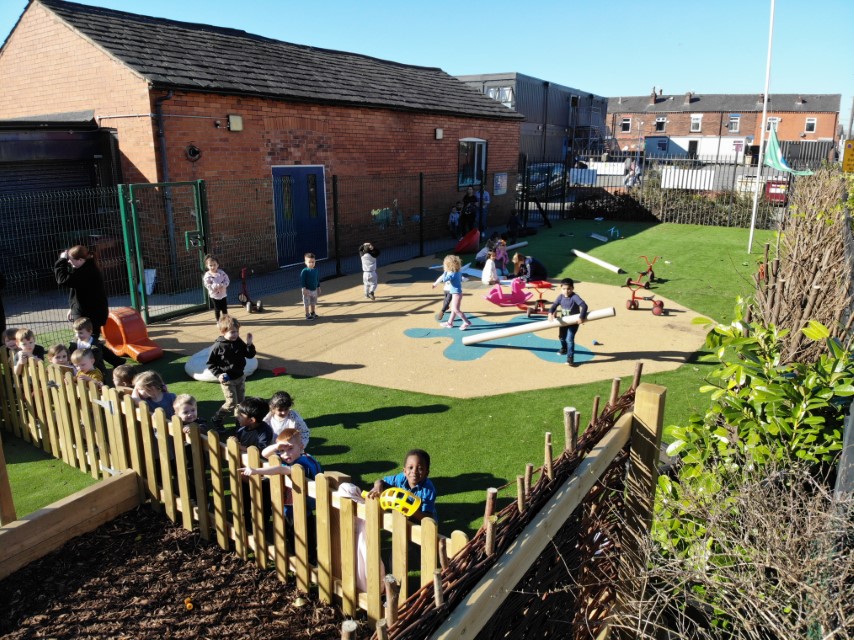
[[149, 256, 709, 397]]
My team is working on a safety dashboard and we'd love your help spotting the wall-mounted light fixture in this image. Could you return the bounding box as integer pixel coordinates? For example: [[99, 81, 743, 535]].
[[227, 114, 243, 132], [435, 128, 443, 140]]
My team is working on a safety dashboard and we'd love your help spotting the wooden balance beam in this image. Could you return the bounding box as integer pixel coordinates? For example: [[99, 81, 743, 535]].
[[461, 307, 616, 346]]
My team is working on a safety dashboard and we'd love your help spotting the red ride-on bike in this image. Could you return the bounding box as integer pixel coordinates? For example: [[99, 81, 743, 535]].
[[238, 267, 263, 313], [624, 255, 661, 289], [516, 280, 553, 317], [625, 281, 665, 315]]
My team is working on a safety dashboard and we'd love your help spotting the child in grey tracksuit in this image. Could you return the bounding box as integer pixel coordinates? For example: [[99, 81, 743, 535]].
[[359, 242, 380, 300]]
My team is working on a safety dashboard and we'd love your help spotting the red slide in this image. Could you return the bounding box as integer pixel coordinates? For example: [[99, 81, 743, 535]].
[[453, 229, 480, 254], [103, 307, 164, 363]]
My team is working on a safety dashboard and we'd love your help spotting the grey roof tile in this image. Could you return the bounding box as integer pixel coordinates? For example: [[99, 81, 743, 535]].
[[607, 93, 841, 114], [37, 0, 521, 120]]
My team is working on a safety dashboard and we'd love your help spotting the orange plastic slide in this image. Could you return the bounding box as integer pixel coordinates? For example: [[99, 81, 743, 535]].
[[103, 307, 164, 364]]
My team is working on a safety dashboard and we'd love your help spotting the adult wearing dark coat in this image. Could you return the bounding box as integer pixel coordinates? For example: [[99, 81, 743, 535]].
[[0, 270, 5, 335], [54, 245, 109, 340]]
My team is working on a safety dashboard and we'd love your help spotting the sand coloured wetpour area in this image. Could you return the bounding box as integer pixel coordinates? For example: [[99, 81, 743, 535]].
[[147, 257, 710, 399]]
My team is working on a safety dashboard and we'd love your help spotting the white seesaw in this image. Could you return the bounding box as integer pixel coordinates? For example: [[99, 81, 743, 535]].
[[571, 249, 624, 274], [462, 307, 616, 346]]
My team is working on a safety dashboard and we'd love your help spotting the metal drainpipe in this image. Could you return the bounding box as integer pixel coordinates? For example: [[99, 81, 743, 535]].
[[154, 90, 179, 292]]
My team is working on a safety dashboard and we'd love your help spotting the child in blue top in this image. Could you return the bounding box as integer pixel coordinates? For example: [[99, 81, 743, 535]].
[[300, 252, 320, 320], [548, 278, 588, 367], [368, 448, 437, 522], [131, 370, 176, 417], [432, 254, 471, 331]]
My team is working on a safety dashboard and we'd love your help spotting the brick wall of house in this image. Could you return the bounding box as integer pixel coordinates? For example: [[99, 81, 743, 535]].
[[1, 3, 520, 265], [153, 91, 519, 181], [157, 91, 520, 262], [0, 2, 157, 183], [609, 109, 838, 151]]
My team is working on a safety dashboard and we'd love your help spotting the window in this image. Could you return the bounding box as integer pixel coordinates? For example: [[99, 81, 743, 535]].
[[766, 117, 780, 131], [690, 115, 702, 132], [458, 138, 487, 187], [280, 176, 293, 220], [728, 115, 740, 133], [620, 118, 632, 133], [655, 117, 667, 132], [805, 117, 816, 133], [307, 174, 318, 219], [656, 139, 668, 152], [486, 86, 514, 109]]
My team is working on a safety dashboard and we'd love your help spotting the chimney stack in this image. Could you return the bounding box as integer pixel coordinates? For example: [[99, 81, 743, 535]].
[[684, 91, 693, 105], [649, 86, 657, 105]]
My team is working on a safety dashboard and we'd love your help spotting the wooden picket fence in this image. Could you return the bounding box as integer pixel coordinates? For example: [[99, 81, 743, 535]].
[[0, 350, 468, 622]]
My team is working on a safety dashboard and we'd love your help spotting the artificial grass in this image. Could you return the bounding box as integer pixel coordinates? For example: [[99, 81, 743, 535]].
[[480, 219, 777, 324], [10, 221, 775, 533], [3, 432, 97, 518]]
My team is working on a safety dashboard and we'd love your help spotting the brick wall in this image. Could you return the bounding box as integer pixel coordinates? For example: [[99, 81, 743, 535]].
[[0, 3, 520, 261], [0, 2, 157, 183], [608, 109, 838, 151], [153, 91, 519, 181]]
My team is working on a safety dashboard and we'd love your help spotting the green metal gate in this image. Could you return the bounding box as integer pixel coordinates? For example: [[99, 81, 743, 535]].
[[118, 180, 210, 323]]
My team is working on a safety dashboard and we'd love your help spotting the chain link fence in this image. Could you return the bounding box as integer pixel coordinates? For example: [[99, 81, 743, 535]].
[[0, 187, 128, 346]]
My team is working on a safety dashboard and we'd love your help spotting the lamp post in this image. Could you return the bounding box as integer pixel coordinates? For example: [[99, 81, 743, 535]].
[[634, 121, 644, 186]]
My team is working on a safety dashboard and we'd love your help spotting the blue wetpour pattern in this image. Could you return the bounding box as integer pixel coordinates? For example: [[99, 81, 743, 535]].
[[404, 315, 593, 364]]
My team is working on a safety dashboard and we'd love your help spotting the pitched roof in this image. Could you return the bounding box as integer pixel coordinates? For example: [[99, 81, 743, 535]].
[[34, 0, 521, 120], [607, 93, 841, 114]]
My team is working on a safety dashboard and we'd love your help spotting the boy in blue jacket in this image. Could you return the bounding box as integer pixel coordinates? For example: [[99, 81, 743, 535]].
[[300, 253, 320, 320]]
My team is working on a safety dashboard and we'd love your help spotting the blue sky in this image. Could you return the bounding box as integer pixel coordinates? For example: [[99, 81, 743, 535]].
[[2, 0, 852, 131]]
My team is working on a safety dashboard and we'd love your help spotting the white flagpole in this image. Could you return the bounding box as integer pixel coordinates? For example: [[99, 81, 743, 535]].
[[748, 0, 776, 253]]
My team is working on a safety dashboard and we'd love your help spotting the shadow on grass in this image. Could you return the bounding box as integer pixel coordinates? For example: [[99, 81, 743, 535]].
[[3, 434, 53, 465], [311, 403, 450, 430], [431, 471, 507, 533]]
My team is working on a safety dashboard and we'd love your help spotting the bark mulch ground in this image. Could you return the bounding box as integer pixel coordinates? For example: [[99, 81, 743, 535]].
[[0, 507, 368, 639]]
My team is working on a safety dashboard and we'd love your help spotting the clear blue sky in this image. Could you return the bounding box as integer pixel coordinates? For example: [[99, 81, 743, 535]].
[[2, 0, 852, 132]]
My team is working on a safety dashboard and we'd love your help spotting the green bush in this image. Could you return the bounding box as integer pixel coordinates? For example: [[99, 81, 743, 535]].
[[649, 300, 854, 632]]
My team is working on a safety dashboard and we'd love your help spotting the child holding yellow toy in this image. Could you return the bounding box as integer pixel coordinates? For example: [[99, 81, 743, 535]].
[[367, 449, 437, 522]]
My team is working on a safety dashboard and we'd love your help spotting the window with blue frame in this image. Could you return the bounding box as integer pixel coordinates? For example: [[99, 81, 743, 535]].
[[458, 138, 487, 188]]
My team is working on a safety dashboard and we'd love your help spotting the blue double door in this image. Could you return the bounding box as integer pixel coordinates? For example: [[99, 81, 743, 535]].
[[272, 165, 328, 267]]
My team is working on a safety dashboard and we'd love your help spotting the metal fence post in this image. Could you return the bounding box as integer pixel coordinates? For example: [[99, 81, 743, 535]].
[[333, 175, 342, 276], [117, 183, 140, 312], [195, 179, 210, 256], [419, 172, 425, 257]]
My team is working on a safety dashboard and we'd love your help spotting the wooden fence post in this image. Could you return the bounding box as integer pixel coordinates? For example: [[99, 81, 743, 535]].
[[247, 445, 267, 569], [544, 432, 554, 481], [590, 395, 600, 427], [384, 574, 400, 626], [0, 432, 16, 524], [484, 487, 498, 556], [608, 378, 621, 409], [563, 407, 577, 452], [616, 382, 666, 637], [366, 495, 383, 622]]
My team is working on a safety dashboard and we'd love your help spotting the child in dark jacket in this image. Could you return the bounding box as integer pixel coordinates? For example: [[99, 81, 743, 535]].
[[207, 314, 256, 427], [234, 396, 274, 450], [547, 278, 588, 366]]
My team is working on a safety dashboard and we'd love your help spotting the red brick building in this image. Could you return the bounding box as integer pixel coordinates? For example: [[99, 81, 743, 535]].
[[607, 90, 840, 165], [0, 0, 522, 265]]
